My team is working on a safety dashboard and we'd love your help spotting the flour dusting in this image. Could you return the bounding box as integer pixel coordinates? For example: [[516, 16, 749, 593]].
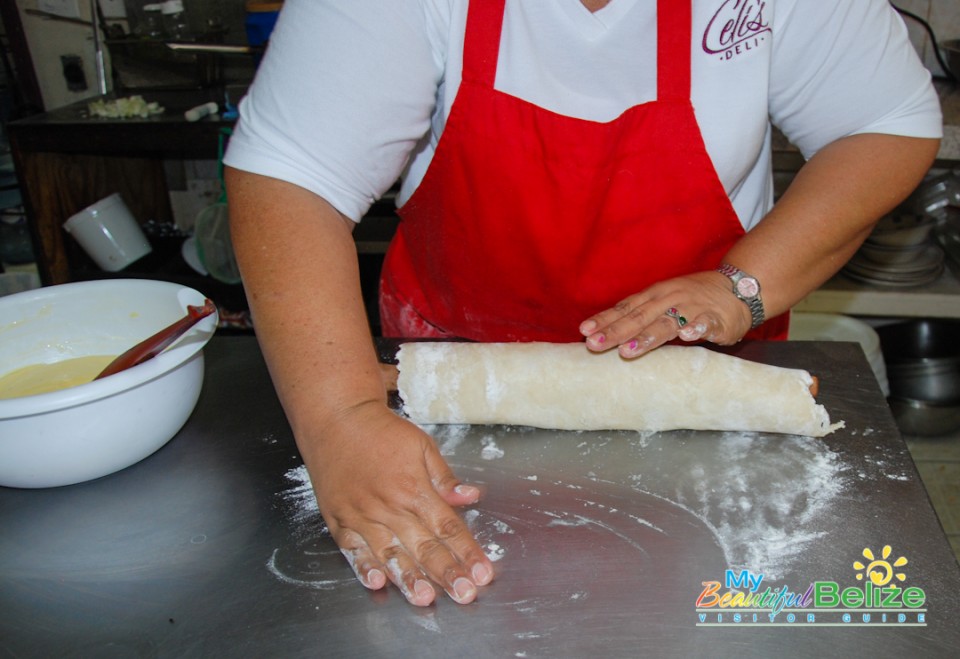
[[660, 432, 847, 581], [280, 464, 320, 525], [265, 548, 350, 590], [480, 435, 505, 460], [463, 508, 512, 562], [420, 423, 471, 456], [411, 614, 441, 634]]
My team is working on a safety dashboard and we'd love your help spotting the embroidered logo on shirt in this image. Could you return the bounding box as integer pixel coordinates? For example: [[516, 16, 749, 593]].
[[702, 0, 771, 61]]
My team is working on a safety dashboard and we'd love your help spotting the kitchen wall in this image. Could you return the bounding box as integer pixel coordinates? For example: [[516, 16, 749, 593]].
[[15, 0, 102, 111], [15, 1, 960, 113], [894, 0, 960, 77], [14, 0, 250, 111]]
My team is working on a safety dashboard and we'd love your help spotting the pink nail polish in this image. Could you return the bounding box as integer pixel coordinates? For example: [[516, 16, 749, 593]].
[[627, 340, 639, 351]]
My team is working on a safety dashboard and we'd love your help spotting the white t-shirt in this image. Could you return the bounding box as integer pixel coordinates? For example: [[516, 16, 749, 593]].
[[224, 0, 942, 229]]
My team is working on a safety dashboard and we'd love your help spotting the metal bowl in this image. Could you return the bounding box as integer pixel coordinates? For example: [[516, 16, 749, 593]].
[[878, 319, 960, 365], [866, 213, 935, 249], [888, 397, 960, 437], [887, 362, 960, 403], [935, 208, 960, 268], [877, 319, 960, 404]]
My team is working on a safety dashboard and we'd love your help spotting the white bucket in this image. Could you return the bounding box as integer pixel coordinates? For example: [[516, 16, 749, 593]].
[[789, 312, 889, 397], [63, 193, 152, 271]]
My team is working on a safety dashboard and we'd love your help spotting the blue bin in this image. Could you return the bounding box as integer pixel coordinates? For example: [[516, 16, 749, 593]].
[[245, 1, 283, 48]]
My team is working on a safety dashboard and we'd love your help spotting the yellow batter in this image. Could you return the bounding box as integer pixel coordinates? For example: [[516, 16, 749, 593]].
[[0, 355, 116, 399]]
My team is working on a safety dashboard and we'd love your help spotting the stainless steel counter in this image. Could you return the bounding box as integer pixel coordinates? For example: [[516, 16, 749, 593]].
[[2, 337, 959, 658]]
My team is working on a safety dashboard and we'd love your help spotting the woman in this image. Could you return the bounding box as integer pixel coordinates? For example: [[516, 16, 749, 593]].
[[224, 0, 941, 606]]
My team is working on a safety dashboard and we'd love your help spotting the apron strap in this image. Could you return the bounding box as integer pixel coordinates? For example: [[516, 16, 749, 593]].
[[462, 0, 506, 86], [657, 0, 691, 101]]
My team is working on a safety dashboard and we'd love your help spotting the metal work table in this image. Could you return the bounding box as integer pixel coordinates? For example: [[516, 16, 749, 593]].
[[1, 337, 959, 657]]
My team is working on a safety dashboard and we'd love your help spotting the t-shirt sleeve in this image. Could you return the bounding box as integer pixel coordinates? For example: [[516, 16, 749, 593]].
[[769, 0, 942, 160], [222, 0, 446, 221]]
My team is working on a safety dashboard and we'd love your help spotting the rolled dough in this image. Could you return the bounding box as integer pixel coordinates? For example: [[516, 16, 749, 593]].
[[396, 342, 843, 437]]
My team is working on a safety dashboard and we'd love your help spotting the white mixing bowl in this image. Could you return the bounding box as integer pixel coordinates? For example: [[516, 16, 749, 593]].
[[0, 279, 217, 488]]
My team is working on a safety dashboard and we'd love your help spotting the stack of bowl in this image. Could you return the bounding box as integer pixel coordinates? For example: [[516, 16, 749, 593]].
[[842, 213, 944, 287], [877, 319, 960, 436], [906, 169, 960, 221], [934, 205, 960, 270]]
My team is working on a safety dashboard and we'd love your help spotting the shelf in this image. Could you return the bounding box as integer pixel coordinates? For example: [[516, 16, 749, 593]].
[[792, 81, 960, 320], [795, 264, 960, 318]]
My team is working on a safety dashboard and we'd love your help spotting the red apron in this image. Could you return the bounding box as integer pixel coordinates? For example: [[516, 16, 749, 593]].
[[380, 0, 788, 342]]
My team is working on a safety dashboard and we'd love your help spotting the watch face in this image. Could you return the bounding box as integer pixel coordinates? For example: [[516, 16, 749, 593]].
[[736, 277, 760, 299]]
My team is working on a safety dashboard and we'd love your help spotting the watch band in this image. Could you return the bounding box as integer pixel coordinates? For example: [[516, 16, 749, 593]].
[[716, 264, 765, 329]]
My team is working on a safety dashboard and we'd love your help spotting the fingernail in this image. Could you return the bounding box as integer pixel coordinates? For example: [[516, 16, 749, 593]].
[[366, 568, 386, 589], [472, 562, 493, 585], [454, 484, 480, 500], [587, 333, 606, 348], [580, 320, 597, 335], [452, 577, 476, 603], [621, 336, 650, 357], [414, 579, 434, 602], [679, 322, 707, 342]]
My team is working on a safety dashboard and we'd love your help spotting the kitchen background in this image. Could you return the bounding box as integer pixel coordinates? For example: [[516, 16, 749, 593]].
[[0, 1, 958, 562]]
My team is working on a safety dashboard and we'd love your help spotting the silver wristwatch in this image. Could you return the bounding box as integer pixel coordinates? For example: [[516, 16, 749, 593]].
[[716, 264, 765, 328]]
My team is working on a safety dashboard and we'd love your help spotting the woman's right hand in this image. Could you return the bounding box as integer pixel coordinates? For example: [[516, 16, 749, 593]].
[[303, 401, 495, 606], [225, 169, 490, 605]]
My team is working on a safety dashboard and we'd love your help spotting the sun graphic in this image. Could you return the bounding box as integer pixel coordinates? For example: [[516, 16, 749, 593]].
[[853, 545, 908, 586]]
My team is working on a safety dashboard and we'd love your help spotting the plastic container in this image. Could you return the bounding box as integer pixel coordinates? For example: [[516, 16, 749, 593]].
[[789, 312, 889, 396], [0, 271, 40, 298], [193, 201, 241, 284], [141, 3, 166, 39], [0, 152, 20, 210], [63, 193, 152, 272], [245, 1, 283, 47], [0, 210, 34, 264], [161, 0, 190, 40]]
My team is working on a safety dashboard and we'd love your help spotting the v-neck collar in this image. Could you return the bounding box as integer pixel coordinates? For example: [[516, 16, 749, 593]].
[[556, 0, 642, 38]]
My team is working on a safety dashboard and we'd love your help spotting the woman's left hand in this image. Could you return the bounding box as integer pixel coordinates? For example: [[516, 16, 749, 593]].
[[579, 270, 752, 358]]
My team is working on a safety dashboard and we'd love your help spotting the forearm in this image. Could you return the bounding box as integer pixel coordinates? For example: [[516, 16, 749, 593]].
[[581, 133, 939, 355], [225, 167, 385, 441], [722, 133, 940, 317]]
